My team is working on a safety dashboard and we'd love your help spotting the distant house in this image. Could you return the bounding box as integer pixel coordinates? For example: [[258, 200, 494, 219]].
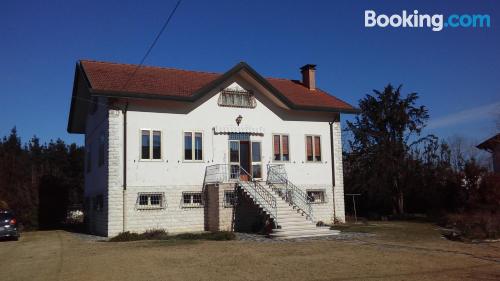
[[67, 60, 357, 238], [477, 133, 500, 173]]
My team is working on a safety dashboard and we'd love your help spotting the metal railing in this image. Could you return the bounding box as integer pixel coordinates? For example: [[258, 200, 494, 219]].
[[266, 164, 314, 221], [204, 164, 277, 224]]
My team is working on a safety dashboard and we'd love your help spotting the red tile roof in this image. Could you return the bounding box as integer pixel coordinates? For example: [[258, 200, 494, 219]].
[[80, 60, 356, 112]]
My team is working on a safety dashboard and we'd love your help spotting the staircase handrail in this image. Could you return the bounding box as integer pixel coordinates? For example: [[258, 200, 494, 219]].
[[204, 164, 278, 224], [266, 164, 315, 221]]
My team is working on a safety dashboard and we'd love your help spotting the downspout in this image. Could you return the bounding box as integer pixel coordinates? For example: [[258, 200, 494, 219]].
[[122, 102, 129, 233], [329, 121, 336, 223]]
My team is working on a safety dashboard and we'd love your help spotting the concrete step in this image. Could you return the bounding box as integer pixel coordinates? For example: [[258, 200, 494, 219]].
[[273, 226, 333, 234], [270, 229, 340, 239], [270, 231, 340, 239], [277, 215, 307, 221], [276, 209, 304, 215], [275, 225, 320, 231], [277, 211, 307, 218], [278, 215, 311, 220], [278, 221, 317, 227]]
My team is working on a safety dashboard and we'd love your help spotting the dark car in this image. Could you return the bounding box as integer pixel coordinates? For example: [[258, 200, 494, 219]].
[[0, 210, 19, 241]]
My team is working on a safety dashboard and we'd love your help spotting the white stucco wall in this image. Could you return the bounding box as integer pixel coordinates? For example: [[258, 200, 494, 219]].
[[101, 75, 346, 236]]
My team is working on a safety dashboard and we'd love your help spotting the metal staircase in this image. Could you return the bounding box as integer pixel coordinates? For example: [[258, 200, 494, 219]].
[[204, 164, 339, 239], [205, 164, 278, 226], [266, 164, 339, 239], [266, 164, 314, 221]]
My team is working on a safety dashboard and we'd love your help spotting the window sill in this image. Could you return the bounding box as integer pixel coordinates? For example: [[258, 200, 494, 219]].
[[182, 160, 205, 163], [139, 159, 164, 162], [136, 206, 165, 210], [182, 205, 204, 208]]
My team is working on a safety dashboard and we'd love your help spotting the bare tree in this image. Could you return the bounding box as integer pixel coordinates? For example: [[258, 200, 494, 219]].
[[447, 134, 491, 171]]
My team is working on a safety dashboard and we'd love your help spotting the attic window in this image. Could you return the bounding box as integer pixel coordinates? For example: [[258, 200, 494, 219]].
[[218, 90, 256, 108]]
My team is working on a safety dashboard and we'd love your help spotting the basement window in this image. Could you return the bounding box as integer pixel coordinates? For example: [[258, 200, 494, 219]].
[[306, 190, 326, 204], [136, 193, 164, 210], [182, 192, 203, 208], [218, 90, 256, 108], [223, 191, 236, 207]]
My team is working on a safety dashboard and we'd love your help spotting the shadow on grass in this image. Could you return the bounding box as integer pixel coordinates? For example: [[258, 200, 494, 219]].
[[139, 239, 201, 248], [331, 223, 379, 234], [331, 221, 444, 242]]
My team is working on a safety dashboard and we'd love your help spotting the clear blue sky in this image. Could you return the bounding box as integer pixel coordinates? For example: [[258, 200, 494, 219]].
[[1, 0, 499, 145]]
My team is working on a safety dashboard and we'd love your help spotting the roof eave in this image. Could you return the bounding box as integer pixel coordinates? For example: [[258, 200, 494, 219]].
[[67, 63, 83, 134], [79, 60, 360, 115]]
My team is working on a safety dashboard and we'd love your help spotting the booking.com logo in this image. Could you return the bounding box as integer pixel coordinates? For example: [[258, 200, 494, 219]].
[[365, 10, 491, 31]]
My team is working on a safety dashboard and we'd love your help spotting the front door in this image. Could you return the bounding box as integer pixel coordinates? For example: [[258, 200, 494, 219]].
[[229, 138, 257, 181], [239, 141, 251, 181]]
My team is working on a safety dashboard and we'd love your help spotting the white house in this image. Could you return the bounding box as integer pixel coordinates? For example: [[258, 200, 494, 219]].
[[67, 60, 357, 238]]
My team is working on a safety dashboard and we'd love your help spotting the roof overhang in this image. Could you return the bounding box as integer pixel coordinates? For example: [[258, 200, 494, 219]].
[[67, 63, 92, 134], [67, 61, 359, 134], [477, 133, 500, 153], [87, 62, 360, 113]]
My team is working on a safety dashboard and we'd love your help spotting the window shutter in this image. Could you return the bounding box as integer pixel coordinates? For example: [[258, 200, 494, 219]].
[[141, 130, 150, 159], [273, 135, 280, 155], [314, 136, 321, 160], [152, 131, 161, 159], [306, 136, 313, 159], [282, 136, 289, 155]]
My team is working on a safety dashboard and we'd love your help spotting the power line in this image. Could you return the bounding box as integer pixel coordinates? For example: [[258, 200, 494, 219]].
[[72, 1, 182, 111], [120, 0, 183, 92]]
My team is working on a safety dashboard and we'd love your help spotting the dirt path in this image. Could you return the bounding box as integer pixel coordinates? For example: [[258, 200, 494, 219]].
[[0, 226, 499, 281]]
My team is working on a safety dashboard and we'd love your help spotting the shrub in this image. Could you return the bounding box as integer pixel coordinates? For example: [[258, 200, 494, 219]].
[[443, 211, 500, 241], [172, 231, 235, 241], [109, 230, 235, 242], [109, 231, 143, 242], [141, 229, 169, 240]]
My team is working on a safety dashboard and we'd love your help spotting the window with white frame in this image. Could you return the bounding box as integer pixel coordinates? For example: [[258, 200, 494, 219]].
[[141, 130, 162, 160], [98, 132, 105, 167], [251, 141, 262, 178], [223, 191, 236, 207], [182, 192, 203, 207], [184, 132, 203, 161], [273, 134, 289, 161], [306, 135, 322, 162], [306, 190, 326, 203], [136, 193, 164, 209]]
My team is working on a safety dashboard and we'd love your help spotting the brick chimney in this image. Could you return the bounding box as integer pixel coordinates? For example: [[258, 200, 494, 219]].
[[300, 64, 316, 91]]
